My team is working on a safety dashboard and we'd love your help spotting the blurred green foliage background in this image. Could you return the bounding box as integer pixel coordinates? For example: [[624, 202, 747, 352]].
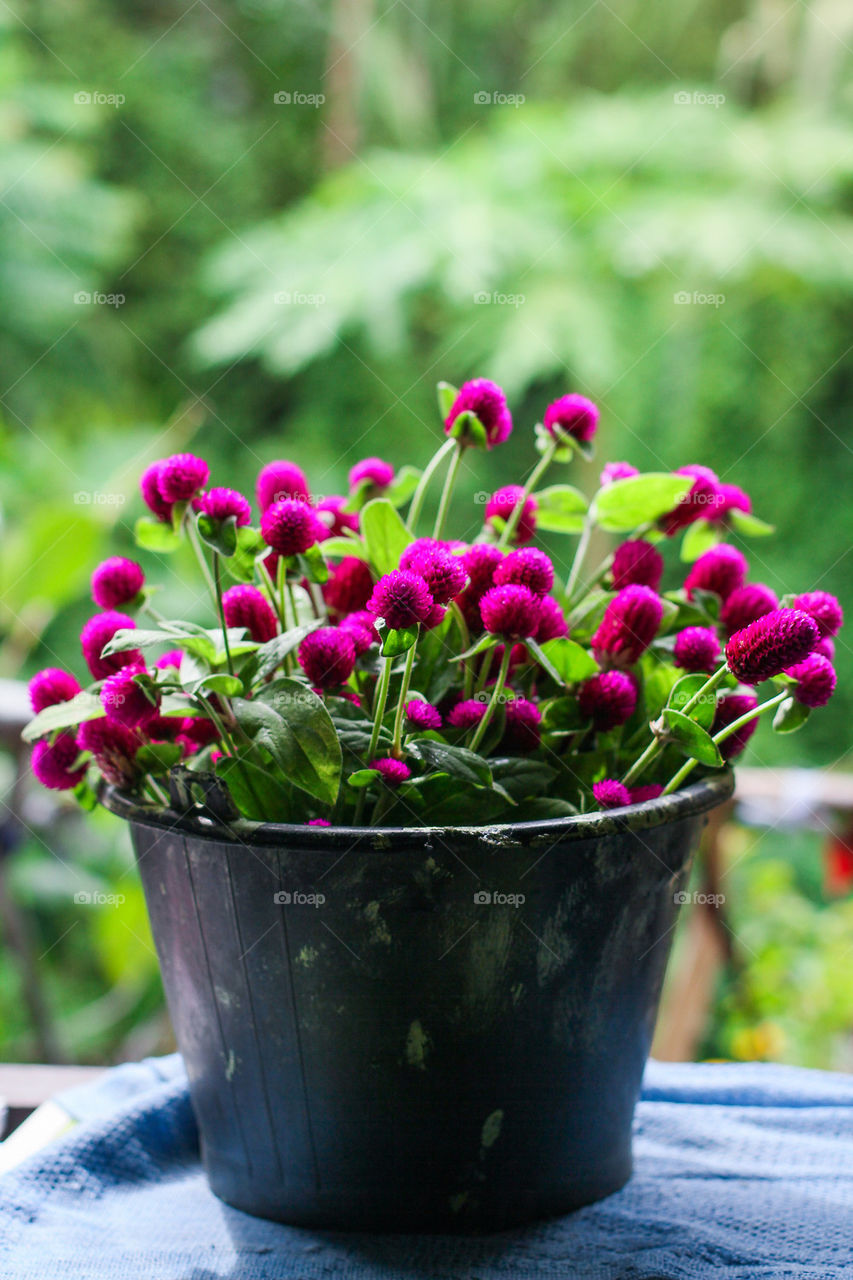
[[1, 0, 852, 1067]]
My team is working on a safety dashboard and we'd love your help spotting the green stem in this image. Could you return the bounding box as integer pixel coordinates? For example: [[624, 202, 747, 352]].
[[407, 438, 455, 531], [498, 439, 556, 548], [391, 636, 418, 757], [448, 601, 473, 698], [565, 511, 594, 603], [186, 517, 217, 602], [366, 654, 393, 763], [432, 441, 464, 540], [621, 662, 729, 788], [258, 560, 285, 630], [662, 690, 787, 796], [469, 644, 513, 753], [213, 555, 234, 676]]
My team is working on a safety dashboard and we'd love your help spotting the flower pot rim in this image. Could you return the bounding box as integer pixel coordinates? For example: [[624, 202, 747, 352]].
[[99, 769, 733, 850]]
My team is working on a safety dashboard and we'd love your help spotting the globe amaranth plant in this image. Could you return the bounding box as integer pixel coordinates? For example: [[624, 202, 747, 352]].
[[23, 379, 842, 828]]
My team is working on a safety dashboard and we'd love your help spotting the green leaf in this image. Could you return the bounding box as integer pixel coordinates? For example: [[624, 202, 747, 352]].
[[215, 755, 294, 822], [134, 517, 182, 553], [773, 696, 810, 734], [453, 633, 498, 662], [540, 696, 584, 732], [662, 708, 724, 766], [361, 497, 414, 575], [667, 674, 716, 730], [387, 465, 422, 509], [319, 535, 368, 560], [437, 381, 458, 419], [530, 637, 599, 685], [347, 768, 380, 789], [382, 626, 418, 657], [532, 484, 588, 533], [227, 526, 266, 583], [297, 543, 330, 584], [490, 757, 557, 800], [197, 512, 238, 557], [235, 679, 342, 806], [446, 409, 486, 448], [341, 478, 373, 514], [136, 742, 184, 773], [408, 737, 492, 787], [729, 509, 775, 537], [254, 621, 322, 679], [186, 672, 243, 697], [22, 691, 105, 743], [591, 473, 695, 533], [680, 519, 723, 562]]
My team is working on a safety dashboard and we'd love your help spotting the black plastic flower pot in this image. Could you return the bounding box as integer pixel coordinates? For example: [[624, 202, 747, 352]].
[[103, 772, 733, 1233]]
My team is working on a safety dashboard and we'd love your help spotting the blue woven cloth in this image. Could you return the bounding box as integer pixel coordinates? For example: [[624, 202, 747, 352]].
[[1, 1054, 852, 1279]]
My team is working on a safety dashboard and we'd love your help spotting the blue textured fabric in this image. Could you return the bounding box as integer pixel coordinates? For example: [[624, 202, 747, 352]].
[[1, 1055, 852, 1279]]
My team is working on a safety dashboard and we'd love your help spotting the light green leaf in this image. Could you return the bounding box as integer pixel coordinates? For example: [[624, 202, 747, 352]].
[[319, 536, 368, 560], [680, 519, 723, 562], [361, 497, 414, 575], [239, 678, 342, 806], [662, 708, 724, 766], [23, 691, 105, 743], [773, 696, 810, 734], [729, 509, 775, 537], [382, 626, 418, 657], [437, 381, 458, 419], [532, 484, 588, 533], [387, 465, 422, 509], [530, 637, 599, 684], [197, 512, 238, 557], [591, 473, 695, 533], [134, 517, 182, 553], [667, 674, 716, 730]]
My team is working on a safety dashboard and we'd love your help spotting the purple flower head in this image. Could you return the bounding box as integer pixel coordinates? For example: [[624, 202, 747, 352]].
[[140, 461, 173, 522], [720, 583, 778, 636], [685, 544, 747, 603], [340, 610, 379, 655], [176, 716, 219, 756], [480, 584, 542, 639], [712, 693, 759, 760], [792, 591, 843, 640], [493, 548, 554, 598], [400, 540, 466, 605], [261, 498, 318, 557], [725, 609, 818, 684], [77, 718, 141, 786], [222, 585, 278, 644], [814, 636, 835, 662], [485, 486, 537, 544], [31, 733, 86, 791], [592, 585, 663, 667], [611, 540, 664, 592], [101, 666, 160, 730], [600, 461, 639, 487], [447, 699, 487, 730], [196, 487, 252, 528], [80, 612, 141, 680], [367, 570, 434, 630], [536, 595, 569, 643], [29, 668, 81, 715], [422, 603, 447, 631], [445, 378, 512, 449], [713, 483, 751, 523], [256, 461, 310, 512], [659, 465, 722, 536], [785, 653, 836, 708], [91, 557, 144, 609], [315, 495, 359, 539], [156, 650, 184, 671], [502, 698, 542, 752], [372, 757, 411, 787], [298, 627, 357, 689], [158, 453, 209, 504], [323, 556, 374, 616], [306, 818, 331, 827], [405, 699, 443, 731], [629, 784, 663, 804], [543, 393, 599, 444], [593, 779, 631, 810], [578, 670, 637, 731], [673, 626, 721, 674], [349, 457, 394, 491], [462, 543, 504, 596]]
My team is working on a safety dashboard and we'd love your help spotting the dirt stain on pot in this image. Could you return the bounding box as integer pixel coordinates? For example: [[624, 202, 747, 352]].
[[364, 900, 391, 945], [405, 1019, 431, 1070], [296, 945, 318, 967], [480, 1109, 503, 1149]]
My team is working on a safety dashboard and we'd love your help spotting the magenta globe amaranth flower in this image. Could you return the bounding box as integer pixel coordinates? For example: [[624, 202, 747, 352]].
[[341, 610, 379, 654], [480, 584, 542, 640], [684, 545, 747, 603], [578, 670, 637, 731], [222, 585, 278, 644], [447, 699, 487, 730], [323, 556, 374, 617], [536, 595, 569, 643], [659, 465, 723, 536], [315, 495, 359, 538], [785, 654, 837, 708], [29, 668, 82, 714], [610, 540, 663, 592], [261, 498, 319, 557], [176, 716, 219, 755], [725, 609, 818, 684], [485, 486, 537, 544], [349, 457, 394, 490], [713, 483, 752, 523], [101, 667, 160, 729], [462, 543, 504, 595], [543, 393, 599, 445], [156, 649, 183, 671], [80, 612, 141, 680], [673, 626, 721, 674], [372, 757, 411, 787], [196, 487, 252, 527], [77, 718, 140, 787], [367, 570, 434, 630], [298, 627, 357, 690], [593, 779, 631, 810], [720, 583, 778, 635], [256, 461, 310, 512], [592, 585, 663, 667], [306, 818, 331, 827], [400, 541, 466, 605], [445, 378, 512, 448], [91, 557, 144, 609], [502, 698, 542, 752], [629, 784, 663, 804], [814, 636, 835, 662], [31, 733, 86, 791], [493, 548, 554, 598], [712, 693, 759, 759], [140, 461, 173, 522], [792, 591, 843, 639], [600, 461, 638, 486], [405, 699, 442, 731], [158, 453, 209, 504]]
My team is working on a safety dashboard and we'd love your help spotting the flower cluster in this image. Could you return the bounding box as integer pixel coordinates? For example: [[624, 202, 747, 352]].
[[24, 378, 842, 826]]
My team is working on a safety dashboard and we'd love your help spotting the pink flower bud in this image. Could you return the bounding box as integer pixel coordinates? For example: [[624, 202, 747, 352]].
[[611, 540, 663, 592], [493, 548, 554, 598], [713, 483, 751, 523], [80, 612, 141, 680], [261, 498, 319, 557], [315, 496, 359, 538], [673, 626, 721, 674], [593, 779, 631, 810], [445, 378, 512, 448], [400, 541, 467, 605], [579, 670, 637, 730], [101, 667, 160, 729], [792, 591, 843, 639], [592, 585, 663, 667], [77, 719, 141, 787], [720, 583, 778, 635], [725, 609, 818, 683], [323, 556, 375, 616], [543, 393, 599, 444], [684, 545, 747, 603], [712, 693, 758, 759], [349, 457, 394, 490], [340, 610, 379, 655], [91, 557, 144, 609], [629, 784, 663, 804], [176, 717, 219, 755], [297, 627, 357, 689], [405, 700, 442, 731], [479, 584, 542, 639], [814, 636, 835, 662], [502, 698, 542, 752], [659, 465, 722, 536], [140, 461, 173, 522], [222, 585, 278, 644], [158, 453, 209, 503], [372, 757, 411, 786], [367, 570, 434, 630], [156, 650, 184, 671], [485, 486, 537, 544], [196, 487, 251, 527], [785, 653, 836, 708], [535, 595, 569, 643], [31, 733, 85, 791], [29, 668, 81, 714], [447, 699, 487, 730], [256, 461, 310, 512], [462, 543, 504, 595], [306, 818, 331, 826], [600, 461, 638, 486]]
